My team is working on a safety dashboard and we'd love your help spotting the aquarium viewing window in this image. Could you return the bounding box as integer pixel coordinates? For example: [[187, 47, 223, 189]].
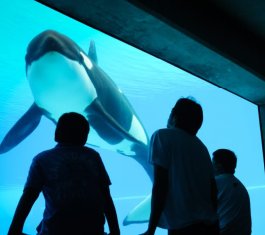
[[0, 0, 264, 234]]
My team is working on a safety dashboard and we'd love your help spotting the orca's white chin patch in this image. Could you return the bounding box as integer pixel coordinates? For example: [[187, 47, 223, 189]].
[[27, 52, 97, 120]]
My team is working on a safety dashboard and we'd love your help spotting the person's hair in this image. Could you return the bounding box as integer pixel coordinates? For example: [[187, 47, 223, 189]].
[[212, 149, 237, 174], [55, 112, 89, 145], [171, 97, 203, 135]]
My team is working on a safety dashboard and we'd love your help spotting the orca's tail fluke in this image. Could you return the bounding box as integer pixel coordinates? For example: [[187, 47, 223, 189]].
[[0, 103, 42, 154], [123, 194, 151, 225]]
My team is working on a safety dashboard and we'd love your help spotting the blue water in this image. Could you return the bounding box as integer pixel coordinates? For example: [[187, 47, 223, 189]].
[[0, 0, 264, 234]]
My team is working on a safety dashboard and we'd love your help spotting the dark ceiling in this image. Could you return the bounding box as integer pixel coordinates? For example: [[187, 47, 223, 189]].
[[36, 0, 265, 105]]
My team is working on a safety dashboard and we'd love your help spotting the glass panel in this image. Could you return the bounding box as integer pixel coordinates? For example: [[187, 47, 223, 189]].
[[0, 0, 263, 234]]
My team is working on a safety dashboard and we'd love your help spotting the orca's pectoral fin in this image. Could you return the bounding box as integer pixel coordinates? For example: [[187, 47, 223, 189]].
[[85, 99, 142, 145], [0, 103, 42, 154]]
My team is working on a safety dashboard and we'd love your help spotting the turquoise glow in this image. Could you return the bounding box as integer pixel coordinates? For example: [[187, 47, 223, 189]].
[[0, 0, 264, 234]]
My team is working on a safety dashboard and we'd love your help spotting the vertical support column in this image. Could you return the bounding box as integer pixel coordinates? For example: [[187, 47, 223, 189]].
[[259, 105, 265, 172]]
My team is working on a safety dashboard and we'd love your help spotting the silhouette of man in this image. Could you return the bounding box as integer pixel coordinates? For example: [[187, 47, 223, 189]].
[[212, 149, 251, 235], [8, 112, 120, 235], [141, 97, 219, 235]]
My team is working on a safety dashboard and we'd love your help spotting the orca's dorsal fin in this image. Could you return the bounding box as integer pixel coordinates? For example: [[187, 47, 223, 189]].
[[88, 40, 98, 64]]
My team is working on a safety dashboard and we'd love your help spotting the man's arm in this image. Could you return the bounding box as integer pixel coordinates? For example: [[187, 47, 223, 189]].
[[8, 188, 40, 235], [103, 186, 120, 235], [142, 164, 169, 235]]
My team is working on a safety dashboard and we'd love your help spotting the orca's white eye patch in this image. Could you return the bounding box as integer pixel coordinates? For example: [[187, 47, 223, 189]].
[[80, 52, 93, 70]]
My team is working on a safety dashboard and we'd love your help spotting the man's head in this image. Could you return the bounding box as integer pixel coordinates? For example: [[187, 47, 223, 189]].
[[212, 149, 237, 175], [55, 112, 89, 146], [167, 97, 203, 135]]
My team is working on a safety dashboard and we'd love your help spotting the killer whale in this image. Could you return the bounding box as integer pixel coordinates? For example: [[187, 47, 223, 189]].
[[0, 30, 152, 224], [0, 30, 153, 224], [0, 30, 149, 160]]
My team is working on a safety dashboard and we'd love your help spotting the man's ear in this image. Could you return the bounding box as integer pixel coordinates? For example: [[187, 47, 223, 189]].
[[213, 162, 224, 174], [167, 111, 176, 128]]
